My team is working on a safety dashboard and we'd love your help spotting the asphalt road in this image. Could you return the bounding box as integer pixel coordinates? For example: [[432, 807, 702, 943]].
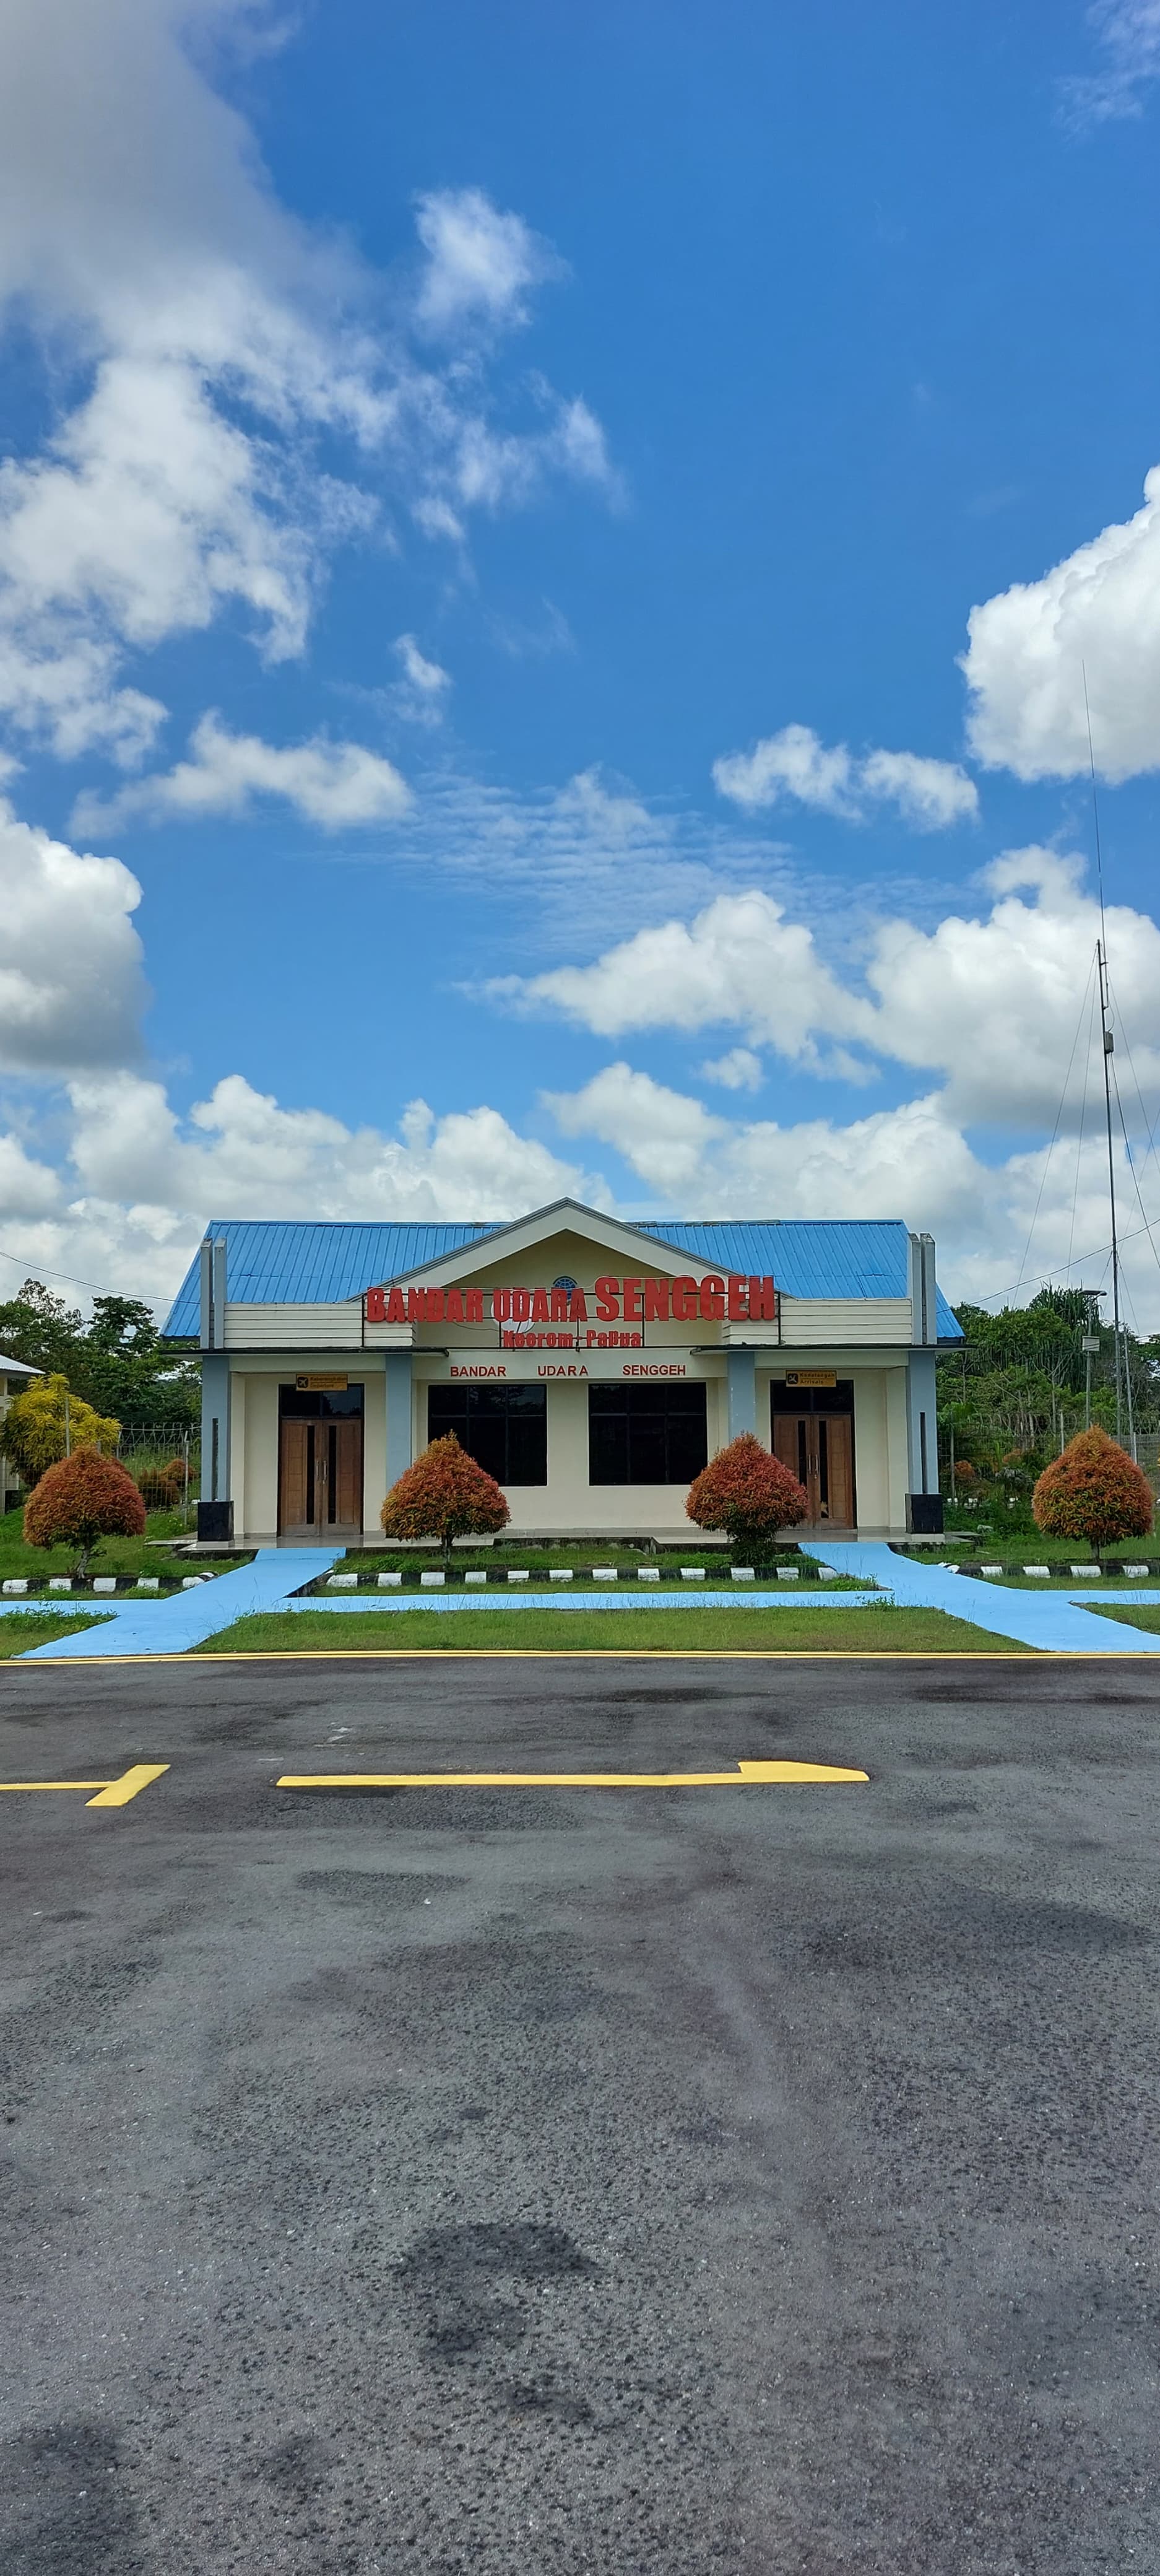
[[2, 1653, 1159, 2575]]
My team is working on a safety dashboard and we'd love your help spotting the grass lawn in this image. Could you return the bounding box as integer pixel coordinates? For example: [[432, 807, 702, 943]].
[[1083, 1604, 1160, 1636], [937, 1532, 1159, 1565], [0, 1612, 112, 1657], [338, 1540, 831, 1580], [191, 1606, 1037, 1655], [0, 1504, 251, 1588]]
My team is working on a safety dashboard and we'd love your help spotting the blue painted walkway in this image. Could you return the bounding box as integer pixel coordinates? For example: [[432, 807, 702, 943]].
[[14, 1543, 1160, 1656], [19, 1548, 343, 1658], [820, 1543, 1160, 1655]]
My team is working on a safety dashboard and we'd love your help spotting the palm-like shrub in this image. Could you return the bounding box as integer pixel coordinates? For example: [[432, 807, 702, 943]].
[[24, 1450, 146, 1578], [1032, 1427, 1153, 1555], [2, 1373, 119, 1485], [380, 1434, 509, 1562], [686, 1432, 809, 1551]]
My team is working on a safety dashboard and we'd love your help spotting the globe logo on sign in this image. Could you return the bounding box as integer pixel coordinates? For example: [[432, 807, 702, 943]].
[[552, 1276, 578, 1294]]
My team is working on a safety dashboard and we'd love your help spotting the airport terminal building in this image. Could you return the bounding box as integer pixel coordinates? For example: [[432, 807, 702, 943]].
[[164, 1199, 962, 1543]]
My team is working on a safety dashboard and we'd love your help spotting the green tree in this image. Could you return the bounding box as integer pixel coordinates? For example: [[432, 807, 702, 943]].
[[1, 1374, 120, 1484], [0, 1279, 198, 1426]]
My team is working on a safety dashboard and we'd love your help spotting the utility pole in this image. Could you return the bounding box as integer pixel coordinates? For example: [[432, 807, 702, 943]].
[[1082, 1333, 1099, 1432], [1097, 939, 1124, 1439]]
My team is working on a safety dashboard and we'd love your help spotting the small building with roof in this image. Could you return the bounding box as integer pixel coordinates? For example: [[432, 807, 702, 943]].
[[163, 1198, 962, 1543]]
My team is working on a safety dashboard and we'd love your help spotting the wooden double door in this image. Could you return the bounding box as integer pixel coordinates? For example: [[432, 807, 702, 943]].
[[279, 1416, 363, 1538], [774, 1411, 855, 1527]]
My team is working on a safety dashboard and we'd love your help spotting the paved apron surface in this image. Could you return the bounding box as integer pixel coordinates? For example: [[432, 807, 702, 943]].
[[2, 1654, 1158, 2572]]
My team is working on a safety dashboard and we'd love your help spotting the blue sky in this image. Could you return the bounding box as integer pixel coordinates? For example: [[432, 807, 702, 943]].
[[3, 0, 1160, 1325]]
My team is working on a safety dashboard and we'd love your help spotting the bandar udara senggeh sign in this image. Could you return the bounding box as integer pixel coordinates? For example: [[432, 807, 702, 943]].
[[365, 1269, 777, 1351]]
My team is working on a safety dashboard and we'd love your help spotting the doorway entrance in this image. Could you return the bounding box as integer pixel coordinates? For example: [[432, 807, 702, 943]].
[[279, 1382, 364, 1538], [772, 1382, 855, 1526]]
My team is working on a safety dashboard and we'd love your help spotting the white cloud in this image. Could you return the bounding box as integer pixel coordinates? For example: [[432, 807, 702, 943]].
[[714, 724, 858, 818], [392, 633, 451, 724], [71, 711, 411, 832], [699, 1046, 764, 1092], [547, 1063, 988, 1228], [66, 1069, 595, 1217], [713, 723, 978, 828], [491, 890, 876, 1066], [858, 747, 979, 828], [862, 847, 1160, 1121], [961, 466, 1160, 781], [547, 1064, 726, 1198], [0, 799, 146, 1069], [0, 1068, 600, 1313], [542, 1059, 1160, 1327], [1060, 1, 1160, 124], [0, 3, 613, 763], [491, 848, 1160, 1130], [415, 187, 564, 334]]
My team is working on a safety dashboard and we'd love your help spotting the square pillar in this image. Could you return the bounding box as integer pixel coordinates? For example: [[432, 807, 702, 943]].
[[198, 1353, 233, 1540], [905, 1348, 941, 1531], [384, 1352, 414, 1490], [727, 1347, 757, 1439]]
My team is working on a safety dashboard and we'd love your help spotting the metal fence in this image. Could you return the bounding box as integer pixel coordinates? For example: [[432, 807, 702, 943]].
[[939, 1417, 1159, 1489], [115, 1425, 200, 1516]]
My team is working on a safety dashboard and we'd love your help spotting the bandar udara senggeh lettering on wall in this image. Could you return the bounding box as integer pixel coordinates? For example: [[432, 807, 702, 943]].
[[365, 1270, 777, 1351]]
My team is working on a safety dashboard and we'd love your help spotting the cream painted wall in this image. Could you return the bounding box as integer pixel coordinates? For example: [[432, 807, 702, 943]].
[[240, 1373, 279, 1535], [230, 1375, 246, 1532], [363, 1373, 386, 1533], [885, 1367, 911, 1526], [225, 1349, 912, 1537], [851, 1372, 889, 1528]]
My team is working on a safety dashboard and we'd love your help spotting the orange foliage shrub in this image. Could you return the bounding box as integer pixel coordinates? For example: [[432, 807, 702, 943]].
[[1032, 1427, 1153, 1552], [24, 1450, 147, 1577], [379, 1434, 509, 1557], [685, 1431, 809, 1549]]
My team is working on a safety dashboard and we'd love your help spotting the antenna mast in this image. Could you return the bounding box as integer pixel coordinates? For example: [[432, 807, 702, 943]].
[[1085, 667, 1125, 1439]]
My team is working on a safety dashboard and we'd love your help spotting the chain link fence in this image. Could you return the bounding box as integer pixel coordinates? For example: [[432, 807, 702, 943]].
[[115, 1425, 200, 1520]]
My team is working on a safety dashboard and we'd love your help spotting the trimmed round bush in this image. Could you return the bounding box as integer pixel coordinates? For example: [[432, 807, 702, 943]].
[[686, 1431, 809, 1549], [380, 1434, 510, 1559], [24, 1450, 147, 1578], [1032, 1426, 1153, 1553]]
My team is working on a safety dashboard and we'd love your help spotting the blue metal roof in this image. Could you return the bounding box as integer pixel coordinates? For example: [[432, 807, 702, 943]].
[[638, 1219, 961, 1336], [164, 1210, 961, 1339]]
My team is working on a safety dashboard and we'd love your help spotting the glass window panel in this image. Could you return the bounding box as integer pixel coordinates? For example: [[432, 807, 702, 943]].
[[589, 1383, 707, 1484]]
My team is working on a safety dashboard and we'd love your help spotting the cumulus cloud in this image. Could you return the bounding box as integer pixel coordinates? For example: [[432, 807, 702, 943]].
[[490, 889, 876, 1067], [542, 1060, 1160, 1325], [0, 1069, 601, 1312], [72, 712, 411, 832], [64, 1069, 595, 1223], [0, 1, 614, 764], [863, 847, 1160, 1121], [962, 466, 1160, 780], [548, 1064, 987, 1227], [0, 801, 147, 1069], [699, 1046, 764, 1092], [415, 187, 565, 334], [713, 723, 978, 828], [493, 851, 1160, 1130]]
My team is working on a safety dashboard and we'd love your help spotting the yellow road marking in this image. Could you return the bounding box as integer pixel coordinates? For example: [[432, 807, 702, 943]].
[[277, 1757, 868, 1789], [0, 1763, 168, 1805]]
